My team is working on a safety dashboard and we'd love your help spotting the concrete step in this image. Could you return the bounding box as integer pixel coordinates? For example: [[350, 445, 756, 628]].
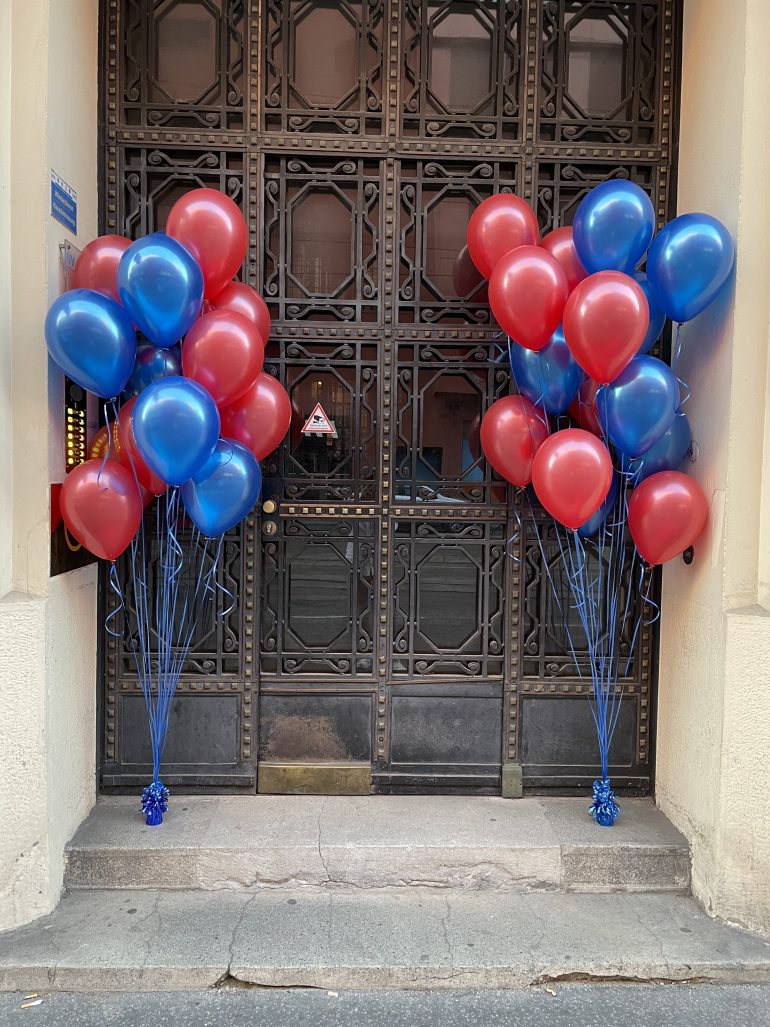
[[1, 888, 769, 992], [65, 796, 690, 893]]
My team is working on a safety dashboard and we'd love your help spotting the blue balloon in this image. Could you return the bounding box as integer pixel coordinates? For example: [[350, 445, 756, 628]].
[[45, 288, 136, 398], [599, 356, 679, 459], [573, 180, 655, 274], [577, 474, 619, 539], [118, 233, 203, 348], [630, 412, 692, 483], [181, 440, 262, 537], [124, 344, 182, 398], [509, 328, 584, 415], [647, 213, 735, 323], [633, 273, 666, 355], [133, 376, 220, 486]]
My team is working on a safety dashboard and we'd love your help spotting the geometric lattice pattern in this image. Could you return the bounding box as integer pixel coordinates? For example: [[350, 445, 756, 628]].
[[101, 0, 681, 793]]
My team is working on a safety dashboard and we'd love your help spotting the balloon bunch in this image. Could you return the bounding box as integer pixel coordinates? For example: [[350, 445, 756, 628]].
[[471, 182, 733, 825], [45, 189, 292, 824]]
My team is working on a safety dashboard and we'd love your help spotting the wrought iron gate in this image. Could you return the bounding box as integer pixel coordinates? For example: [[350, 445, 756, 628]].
[[100, 0, 681, 794]]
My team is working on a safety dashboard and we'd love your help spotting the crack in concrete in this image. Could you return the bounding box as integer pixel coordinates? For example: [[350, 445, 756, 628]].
[[212, 892, 260, 987], [440, 895, 454, 966], [316, 797, 331, 884]]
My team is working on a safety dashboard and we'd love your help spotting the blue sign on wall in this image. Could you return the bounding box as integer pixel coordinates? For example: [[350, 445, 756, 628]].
[[50, 170, 77, 235]]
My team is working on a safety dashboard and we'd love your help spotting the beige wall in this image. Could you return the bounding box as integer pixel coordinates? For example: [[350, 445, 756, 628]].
[[657, 0, 770, 935], [0, 0, 98, 930]]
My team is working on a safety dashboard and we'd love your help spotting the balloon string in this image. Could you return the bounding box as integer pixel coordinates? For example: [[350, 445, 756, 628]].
[[505, 490, 523, 565], [104, 561, 125, 638], [97, 401, 112, 487], [526, 480, 651, 795], [672, 322, 683, 371], [668, 324, 692, 409]]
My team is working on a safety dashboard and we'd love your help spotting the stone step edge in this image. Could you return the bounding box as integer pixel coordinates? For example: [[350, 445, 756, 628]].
[[3, 959, 769, 993], [63, 842, 691, 893]]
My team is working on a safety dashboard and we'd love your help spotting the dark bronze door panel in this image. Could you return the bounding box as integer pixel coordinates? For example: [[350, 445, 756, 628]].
[[100, 0, 680, 794]]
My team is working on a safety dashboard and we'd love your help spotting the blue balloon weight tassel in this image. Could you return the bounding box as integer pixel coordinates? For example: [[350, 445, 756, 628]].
[[589, 777, 621, 828], [141, 780, 169, 827]]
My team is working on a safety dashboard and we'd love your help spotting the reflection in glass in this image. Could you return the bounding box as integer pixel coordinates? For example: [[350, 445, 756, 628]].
[[397, 369, 484, 502], [567, 16, 627, 116], [153, 2, 217, 102], [289, 372, 367, 476], [287, 542, 352, 649], [289, 190, 353, 298], [425, 195, 477, 299], [429, 9, 494, 113], [416, 547, 479, 649], [293, 2, 359, 107]]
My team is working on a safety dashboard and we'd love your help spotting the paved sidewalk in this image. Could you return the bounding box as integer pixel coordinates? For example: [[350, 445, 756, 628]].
[[1, 887, 769, 992], [1, 986, 769, 1027]]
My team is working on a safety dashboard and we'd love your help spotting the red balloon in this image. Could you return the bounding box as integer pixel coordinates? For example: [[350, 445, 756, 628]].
[[489, 246, 570, 351], [532, 428, 613, 530], [466, 194, 539, 280], [166, 188, 248, 299], [117, 397, 167, 496], [540, 227, 588, 293], [569, 378, 603, 437], [479, 396, 549, 487], [563, 272, 649, 384], [628, 470, 708, 566], [60, 459, 143, 560], [182, 309, 264, 408], [210, 282, 271, 342], [219, 373, 292, 461], [72, 235, 131, 304]]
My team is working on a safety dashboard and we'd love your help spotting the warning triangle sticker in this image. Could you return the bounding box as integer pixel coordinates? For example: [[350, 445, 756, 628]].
[[301, 402, 337, 436]]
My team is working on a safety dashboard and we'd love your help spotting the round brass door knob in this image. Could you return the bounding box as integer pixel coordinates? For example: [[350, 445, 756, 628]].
[[262, 499, 277, 514]]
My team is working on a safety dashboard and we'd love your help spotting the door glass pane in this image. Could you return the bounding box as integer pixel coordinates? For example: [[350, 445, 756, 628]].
[[417, 546, 479, 649], [289, 371, 358, 477], [293, 2, 359, 107], [290, 190, 354, 298], [425, 194, 477, 299], [153, 2, 218, 102], [287, 541, 353, 650], [429, 8, 495, 115], [566, 15, 627, 116], [396, 368, 485, 503]]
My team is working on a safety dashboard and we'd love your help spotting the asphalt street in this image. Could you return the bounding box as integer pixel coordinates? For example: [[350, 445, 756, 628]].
[[0, 986, 769, 1027]]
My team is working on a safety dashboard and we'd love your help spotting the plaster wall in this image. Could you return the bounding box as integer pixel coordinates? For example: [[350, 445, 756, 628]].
[[0, 0, 98, 930], [657, 0, 770, 935], [0, 1, 12, 600]]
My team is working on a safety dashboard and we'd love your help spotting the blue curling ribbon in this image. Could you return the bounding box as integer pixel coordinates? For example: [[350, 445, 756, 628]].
[[588, 777, 620, 827], [140, 780, 169, 826]]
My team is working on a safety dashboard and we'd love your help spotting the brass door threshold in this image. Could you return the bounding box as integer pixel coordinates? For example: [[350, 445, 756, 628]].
[[257, 761, 372, 795]]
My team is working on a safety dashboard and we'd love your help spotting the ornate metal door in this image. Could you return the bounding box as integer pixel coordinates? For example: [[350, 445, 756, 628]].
[[100, 0, 681, 794]]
